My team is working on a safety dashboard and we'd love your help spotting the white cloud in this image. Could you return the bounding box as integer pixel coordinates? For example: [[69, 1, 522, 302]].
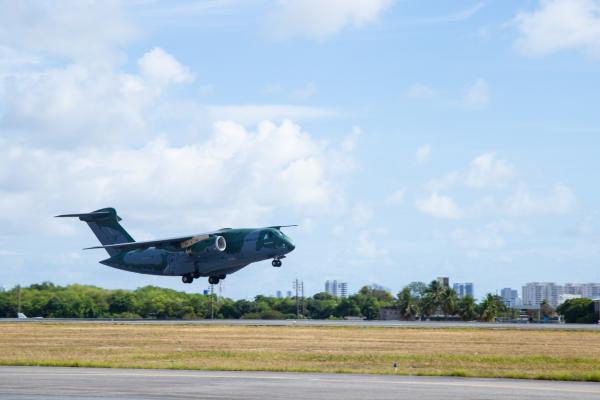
[[463, 78, 490, 109], [206, 104, 335, 125], [505, 183, 577, 216], [426, 152, 514, 191], [0, 48, 193, 146], [466, 152, 515, 189], [386, 189, 405, 204], [138, 47, 194, 84], [514, 0, 600, 57], [416, 144, 432, 163], [405, 83, 435, 99], [415, 192, 462, 219], [0, 0, 136, 64], [0, 119, 356, 235], [268, 0, 392, 39]]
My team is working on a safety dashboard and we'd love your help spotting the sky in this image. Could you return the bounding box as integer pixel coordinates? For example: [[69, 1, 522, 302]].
[[1, 0, 600, 300]]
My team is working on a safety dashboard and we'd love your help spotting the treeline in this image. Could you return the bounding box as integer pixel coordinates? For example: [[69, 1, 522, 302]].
[[0, 280, 515, 321]]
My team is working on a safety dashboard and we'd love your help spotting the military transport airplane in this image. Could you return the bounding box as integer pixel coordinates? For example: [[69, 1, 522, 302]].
[[56, 208, 295, 285]]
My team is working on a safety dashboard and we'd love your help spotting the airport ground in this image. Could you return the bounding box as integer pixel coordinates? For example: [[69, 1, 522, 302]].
[[1, 366, 600, 400], [1, 321, 600, 382]]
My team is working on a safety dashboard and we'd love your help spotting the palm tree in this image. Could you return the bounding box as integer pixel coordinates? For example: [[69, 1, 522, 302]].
[[421, 280, 448, 319], [457, 295, 477, 321], [478, 293, 506, 322], [397, 287, 418, 320], [440, 288, 458, 318]]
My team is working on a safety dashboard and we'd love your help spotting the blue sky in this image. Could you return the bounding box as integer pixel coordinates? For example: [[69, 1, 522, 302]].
[[1, 0, 600, 299]]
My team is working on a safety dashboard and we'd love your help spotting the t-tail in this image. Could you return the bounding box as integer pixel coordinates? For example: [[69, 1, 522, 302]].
[[55, 208, 134, 256]]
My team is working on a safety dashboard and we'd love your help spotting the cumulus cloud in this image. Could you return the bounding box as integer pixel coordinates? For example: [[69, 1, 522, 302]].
[[268, 0, 392, 39], [0, 120, 356, 236], [514, 0, 600, 57], [0, 47, 193, 146], [426, 152, 514, 191], [138, 47, 194, 84], [415, 192, 462, 219], [462, 78, 490, 109], [466, 152, 515, 189]]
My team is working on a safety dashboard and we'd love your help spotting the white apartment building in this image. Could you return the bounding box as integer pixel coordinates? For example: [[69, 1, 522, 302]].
[[522, 282, 600, 308], [325, 280, 348, 298]]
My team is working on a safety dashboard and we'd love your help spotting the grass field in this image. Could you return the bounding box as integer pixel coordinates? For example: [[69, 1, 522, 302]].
[[1, 323, 600, 381]]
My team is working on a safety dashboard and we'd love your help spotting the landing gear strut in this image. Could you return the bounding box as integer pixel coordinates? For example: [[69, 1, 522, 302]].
[[182, 274, 194, 284]]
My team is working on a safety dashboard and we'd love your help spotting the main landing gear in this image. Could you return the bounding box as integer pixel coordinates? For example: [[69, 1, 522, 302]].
[[182, 272, 202, 284], [208, 274, 226, 285]]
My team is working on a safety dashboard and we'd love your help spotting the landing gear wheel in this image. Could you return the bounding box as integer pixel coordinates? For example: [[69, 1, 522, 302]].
[[272, 259, 282, 267], [208, 276, 220, 285], [182, 274, 194, 284]]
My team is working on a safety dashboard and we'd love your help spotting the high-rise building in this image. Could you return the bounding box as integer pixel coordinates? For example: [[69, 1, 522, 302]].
[[500, 288, 520, 308], [437, 277, 449, 288], [276, 290, 283, 299], [453, 282, 474, 299], [523, 282, 600, 308], [522, 282, 564, 308], [325, 280, 348, 298], [564, 283, 600, 299], [286, 290, 293, 298]]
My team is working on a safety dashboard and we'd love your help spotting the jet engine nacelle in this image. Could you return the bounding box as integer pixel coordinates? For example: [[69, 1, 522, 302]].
[[185, 236, 226, 256]]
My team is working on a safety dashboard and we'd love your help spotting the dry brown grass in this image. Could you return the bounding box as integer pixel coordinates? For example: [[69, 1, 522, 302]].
[[1, 323, 599, 381]]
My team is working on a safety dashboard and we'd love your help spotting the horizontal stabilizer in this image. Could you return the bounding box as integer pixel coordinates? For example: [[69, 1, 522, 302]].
[[267, 225, 298, 229], [56, 211, 113, 220]]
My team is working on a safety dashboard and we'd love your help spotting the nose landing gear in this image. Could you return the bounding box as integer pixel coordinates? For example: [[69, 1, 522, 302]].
[[182, 274, 194, 284], [272, 256, 285, 267]]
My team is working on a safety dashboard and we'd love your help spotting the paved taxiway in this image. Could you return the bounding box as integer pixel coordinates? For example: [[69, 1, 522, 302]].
[[1, 318, 599, 330], [0, 367, 599, 400]]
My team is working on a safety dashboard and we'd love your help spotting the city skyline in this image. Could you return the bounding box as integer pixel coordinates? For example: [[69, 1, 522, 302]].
[[1, 1, 600, 299]]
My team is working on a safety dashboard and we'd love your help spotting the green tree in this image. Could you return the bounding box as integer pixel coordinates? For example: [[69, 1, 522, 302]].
[[557, 298, 596, 323], [478, 293, 506, 322], [457, 295, 477, 321], [396, 287, 418, 320]]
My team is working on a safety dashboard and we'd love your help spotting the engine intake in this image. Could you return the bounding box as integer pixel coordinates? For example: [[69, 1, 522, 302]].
[[186, 236, 226, 256]]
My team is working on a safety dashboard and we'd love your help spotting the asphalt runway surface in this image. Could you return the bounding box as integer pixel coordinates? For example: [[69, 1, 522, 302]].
[[1, 318, 599, 330], [1, 367, 599, 400]]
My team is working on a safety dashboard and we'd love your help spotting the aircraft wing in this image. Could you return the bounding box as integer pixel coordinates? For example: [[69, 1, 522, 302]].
[[83, 234, 211, 251]]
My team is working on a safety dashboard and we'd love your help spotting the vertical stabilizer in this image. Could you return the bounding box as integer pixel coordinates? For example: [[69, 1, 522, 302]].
[[56, 208, 134, 256]]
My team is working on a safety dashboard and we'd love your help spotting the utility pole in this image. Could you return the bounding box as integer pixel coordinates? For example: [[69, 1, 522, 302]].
[[293, 279, 304, 319], [293, 279, 300, 319], [210, 284, 214, 320], [17, 285, 21, 315]]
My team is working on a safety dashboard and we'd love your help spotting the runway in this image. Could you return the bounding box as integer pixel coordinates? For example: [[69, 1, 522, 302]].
[[0, 367, 599, 399], [1, 318, 599, 330]]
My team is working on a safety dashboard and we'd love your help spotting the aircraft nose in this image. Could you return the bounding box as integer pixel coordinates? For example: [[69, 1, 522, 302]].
[[286, 240, 295, 252]]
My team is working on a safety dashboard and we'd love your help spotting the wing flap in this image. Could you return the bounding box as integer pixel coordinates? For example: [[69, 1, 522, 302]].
[[83, 235, 200, 251]]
